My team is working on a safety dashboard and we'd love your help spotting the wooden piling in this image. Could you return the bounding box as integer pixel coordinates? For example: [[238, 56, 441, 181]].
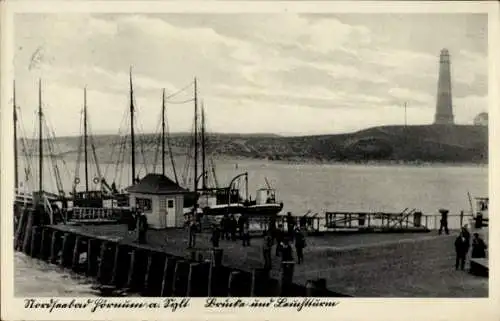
[[279, 261, 295, 296], [126, 249, 137, 289], [61, 233, 76, 267], [14, 209, 28, 251], [211, 248, 223, 266], [87, 238, 100, 276], [71, 236, 82, 271], [97, 241, 109, 284], [39, 227, 50, 260], [29, 226, 41, 258], [21, 210, 34, 255], [251, 268, 269, 296], [172, 260, 189, 296], [160, 256, 177, 297], [142, 252, 154, 296], [228, 271, 241, 297], [186, 262, 199, 296], [110, 244, 123, 286], [49, 230, 60, 264]]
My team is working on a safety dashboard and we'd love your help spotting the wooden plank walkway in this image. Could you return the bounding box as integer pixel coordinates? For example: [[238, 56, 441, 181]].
[[51, 224, 488, 297]]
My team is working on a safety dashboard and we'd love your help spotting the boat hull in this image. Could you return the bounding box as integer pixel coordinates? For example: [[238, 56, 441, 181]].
[[202, 203, 283, 217]]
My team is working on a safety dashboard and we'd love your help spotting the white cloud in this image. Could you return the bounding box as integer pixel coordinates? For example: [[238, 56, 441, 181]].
[[13, 13, 488, 136]]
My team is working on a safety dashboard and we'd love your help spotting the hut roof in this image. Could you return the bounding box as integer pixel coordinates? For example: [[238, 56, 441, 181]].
[[126, 174, 188, 195]]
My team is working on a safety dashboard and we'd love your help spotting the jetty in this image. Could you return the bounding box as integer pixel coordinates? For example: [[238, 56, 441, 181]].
[[14, 207, 488, 297]]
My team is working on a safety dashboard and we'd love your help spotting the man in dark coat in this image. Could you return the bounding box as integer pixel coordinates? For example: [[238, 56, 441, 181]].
[[461, 225, 471, 244], [471, 233, 487, 259], [228, 214, 237, 241], [220, 215, 229, 240], [275, 224, 284, 257], [454, 231, 469, 270], [210, 224, 221, 248], [137, 212, 148, 244], [294, 227, 306, 264], [242, 222, 251, 247], [262, 230, 273, 270], [280, 238, 294, 262], [188, 216, 197, 248], [439, 209, 449, 235]]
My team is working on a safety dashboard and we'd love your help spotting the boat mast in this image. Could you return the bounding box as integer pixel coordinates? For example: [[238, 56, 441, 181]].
[[161, 88, 166, 176], [193, 77, 198, 193], [13, 80, 18, 190], [38, 79, 43, 193], [129, 67, 136, 184], [84, 87, 89, 192], [201, 102, 206, 189]]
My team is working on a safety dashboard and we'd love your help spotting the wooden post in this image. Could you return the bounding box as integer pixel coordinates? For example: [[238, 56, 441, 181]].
[[22, 210, 34, 255], [29, 226, 40, 257], [279, 261, 295, 296], [186, 262, 200, 296], [87, 239, 99, 276], [49, 231, 59, 264], [110, 244, 123, 286], [97, 241, 109, 284], [227, 271, 241, 297], [172, 260, 189, 296], [251, 268, 269, 296], [39, 227, 49, 260], [14, 209, 28, 251], [61, 233, 75, 267], [71, 236, 82, 271], [142, 252, 154, 296], [126, 249, 136, 289], [160, 256, 177, 297]]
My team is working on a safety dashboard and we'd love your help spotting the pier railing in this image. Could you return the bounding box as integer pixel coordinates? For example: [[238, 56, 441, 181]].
[[69, 207, 116, 222]]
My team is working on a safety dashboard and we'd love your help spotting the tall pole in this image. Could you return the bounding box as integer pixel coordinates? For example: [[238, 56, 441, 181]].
[[130, 67, 136, 184], [84, 87, 89, 192], [38, 79, 43, 193], [201, 102, 206, 190], [404, 101, 407, 128], [13, 80, 18, 190], [161, 88, 166, 176], [194, 78, 198, 193]]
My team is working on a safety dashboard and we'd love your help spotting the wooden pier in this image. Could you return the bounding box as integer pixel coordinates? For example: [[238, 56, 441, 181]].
[[14, 206, 488, 297]]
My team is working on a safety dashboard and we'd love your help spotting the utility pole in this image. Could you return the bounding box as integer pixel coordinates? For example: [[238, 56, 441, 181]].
[[193, 77, 198, 193], [404, 101, 408, 128], [38, 79, 43, 193], [13, 80, 18, 190], [84, 87, 89, 193], [130, 67, 136, 184], [161, 88, 166, 176]]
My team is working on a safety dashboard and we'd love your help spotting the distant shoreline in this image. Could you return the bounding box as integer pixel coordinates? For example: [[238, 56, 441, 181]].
[[35, 153, 488, 168]]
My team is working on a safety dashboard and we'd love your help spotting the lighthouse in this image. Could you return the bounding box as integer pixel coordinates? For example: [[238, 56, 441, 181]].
[[434, 48, 454, 125]]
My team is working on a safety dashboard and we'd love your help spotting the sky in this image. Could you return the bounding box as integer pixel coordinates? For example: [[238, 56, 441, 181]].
[[13, 13, 488, 137]]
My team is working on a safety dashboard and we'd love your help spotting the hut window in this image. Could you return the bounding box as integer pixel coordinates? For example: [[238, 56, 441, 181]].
[[136, 197, 152, 212], [168, 200, 174, 208], [159, 199, 166, 210]]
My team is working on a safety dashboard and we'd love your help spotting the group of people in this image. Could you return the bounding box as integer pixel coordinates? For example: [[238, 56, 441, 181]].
[[127, 208, 149, 244], [185, 210, 307, 270], [454, 225, 487, 271]]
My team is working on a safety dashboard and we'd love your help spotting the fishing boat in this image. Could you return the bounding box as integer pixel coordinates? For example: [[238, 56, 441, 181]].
[[184, 80, 283, 217]]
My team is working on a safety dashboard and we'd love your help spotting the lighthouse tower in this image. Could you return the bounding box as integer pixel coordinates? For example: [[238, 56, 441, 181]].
[[434, 48, 454, 125]]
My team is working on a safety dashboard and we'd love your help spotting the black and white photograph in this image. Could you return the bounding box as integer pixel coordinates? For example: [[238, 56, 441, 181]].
[[1, 1, 498, 319]]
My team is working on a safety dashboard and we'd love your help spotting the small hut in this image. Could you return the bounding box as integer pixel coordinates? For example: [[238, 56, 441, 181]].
[[126, 174, 188, 229]]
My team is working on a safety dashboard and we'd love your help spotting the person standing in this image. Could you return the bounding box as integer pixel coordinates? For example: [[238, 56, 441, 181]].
[[229, 214, 237, 241], [294, 227, 306, 264], [471, 233, 487, 259], [188, 216, 197, 248], [242, 222, 251, 247], [280, 238, 294, 262], [286, 212, 296, 241], [439, 209, 449, 235], [210, 224, 221, 248], [262, 230, 273, 270], [454, 231, 469, 270], [275, 224, 284, 257], [220, 215, 229, 240], [137, 212, 148, 244]]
